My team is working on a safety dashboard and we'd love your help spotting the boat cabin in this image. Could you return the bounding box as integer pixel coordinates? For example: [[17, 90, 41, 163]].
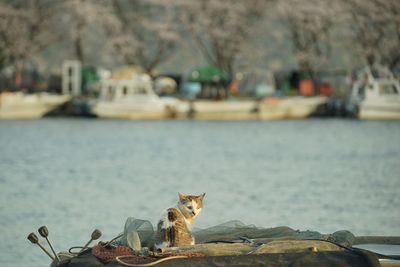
[[351, 65, 400, 104], [99, 75, 158, 102], [347, 64, 400, 119]]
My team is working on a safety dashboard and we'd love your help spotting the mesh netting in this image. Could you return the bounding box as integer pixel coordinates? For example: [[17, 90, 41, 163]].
[[114, 217, 155, 248], [115, 218, 355, 248]]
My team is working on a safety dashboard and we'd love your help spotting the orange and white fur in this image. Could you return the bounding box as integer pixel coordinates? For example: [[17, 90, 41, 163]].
[[154, 192, 205, 249]]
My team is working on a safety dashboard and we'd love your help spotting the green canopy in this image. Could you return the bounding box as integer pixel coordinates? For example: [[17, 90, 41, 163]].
[[189, 66, 230, 83], [81, 66, 99, 91]]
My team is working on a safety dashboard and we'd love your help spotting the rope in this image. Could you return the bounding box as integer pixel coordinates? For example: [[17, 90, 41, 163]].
[[68, 246, 87, 254], [115, 255, 188, 267], [101, 233, 124, 247]]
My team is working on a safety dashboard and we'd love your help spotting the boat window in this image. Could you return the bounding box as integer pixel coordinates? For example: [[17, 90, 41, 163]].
[[379, 84, 399, 95], [357, 85, 365, 99], [371, 69, 380, 79], [107, 86, 113, 100], [136, 86, 147, 94], [123, 86, 128, 95], [370, 66, 391, 79]]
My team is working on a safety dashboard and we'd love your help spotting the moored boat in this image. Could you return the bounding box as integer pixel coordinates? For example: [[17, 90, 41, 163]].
[[185, 96, 326, 121], [347, 65, 400, 120], [46, 234, 400, 267], [91, 74, 189, 120], [27, 220, 400, 267], [258, 96, 327, 120], [189, 100, 258, 120], [0, 92, 71, 119]]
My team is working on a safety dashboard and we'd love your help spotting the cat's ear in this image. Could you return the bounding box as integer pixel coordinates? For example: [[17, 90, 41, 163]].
[[199, 193, 206, 201], [178, 192, 187, 202]]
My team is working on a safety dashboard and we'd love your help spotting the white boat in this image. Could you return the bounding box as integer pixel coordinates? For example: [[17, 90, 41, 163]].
[[258, 96, 327, 120], [187, 96, 326, 121], [189, 100, 259, 120], [91, 73, 326, 121], [92, 75, 189, 120], [0, 92, 71, 119], [347, 65, 400, 120]]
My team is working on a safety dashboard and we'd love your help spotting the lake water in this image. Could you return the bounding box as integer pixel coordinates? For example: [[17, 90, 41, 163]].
[[0, 118, 399, 266]]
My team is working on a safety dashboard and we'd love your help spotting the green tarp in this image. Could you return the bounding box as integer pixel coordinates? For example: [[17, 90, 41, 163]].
[[189, 66, 230, 83]]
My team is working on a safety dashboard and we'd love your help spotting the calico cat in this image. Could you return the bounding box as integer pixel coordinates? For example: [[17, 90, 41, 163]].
[[154, 192, 205, 249]]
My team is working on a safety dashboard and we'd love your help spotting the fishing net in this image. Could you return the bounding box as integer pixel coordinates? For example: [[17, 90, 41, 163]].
[[115, 217, 355, 248], [58, 218, 378, 267], [193, 220, 355, 247], [114, 217, 155, 248], [92, 245, 134, 263]]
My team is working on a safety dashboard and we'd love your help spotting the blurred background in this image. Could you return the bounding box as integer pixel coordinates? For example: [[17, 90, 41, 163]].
[[0, 0, 399, 266]]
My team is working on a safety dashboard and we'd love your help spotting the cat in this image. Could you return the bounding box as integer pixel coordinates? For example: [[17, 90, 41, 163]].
[[154, 192, 205, 249]]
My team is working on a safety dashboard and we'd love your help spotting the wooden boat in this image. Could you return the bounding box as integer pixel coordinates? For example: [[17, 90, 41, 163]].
[[49, 236, 400, 267], [40, 220, 399, 267]]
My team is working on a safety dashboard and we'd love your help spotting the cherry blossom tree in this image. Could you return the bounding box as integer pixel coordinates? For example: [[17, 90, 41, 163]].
[[107, 0, 180, 75], [276, 0, 342, 74], [0, 0, 59, 70], [3, 0, 398, 79], [59, 0, 118, 64], [178, 0, 270, 76], [0, 3, 27, 69], [345, 0, 400, 70]]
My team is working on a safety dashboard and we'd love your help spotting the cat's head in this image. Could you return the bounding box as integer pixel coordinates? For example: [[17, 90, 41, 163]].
[[177, 192, 205, 220]]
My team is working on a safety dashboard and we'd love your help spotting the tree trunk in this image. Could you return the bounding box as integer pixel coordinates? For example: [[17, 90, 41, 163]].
[[299, 59, 313, 76], [74, 21, 85, 63], [74, 36, 84, 63]]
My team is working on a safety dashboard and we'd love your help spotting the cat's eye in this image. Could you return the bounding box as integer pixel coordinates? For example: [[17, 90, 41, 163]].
[[187, 206, 193, 210]]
